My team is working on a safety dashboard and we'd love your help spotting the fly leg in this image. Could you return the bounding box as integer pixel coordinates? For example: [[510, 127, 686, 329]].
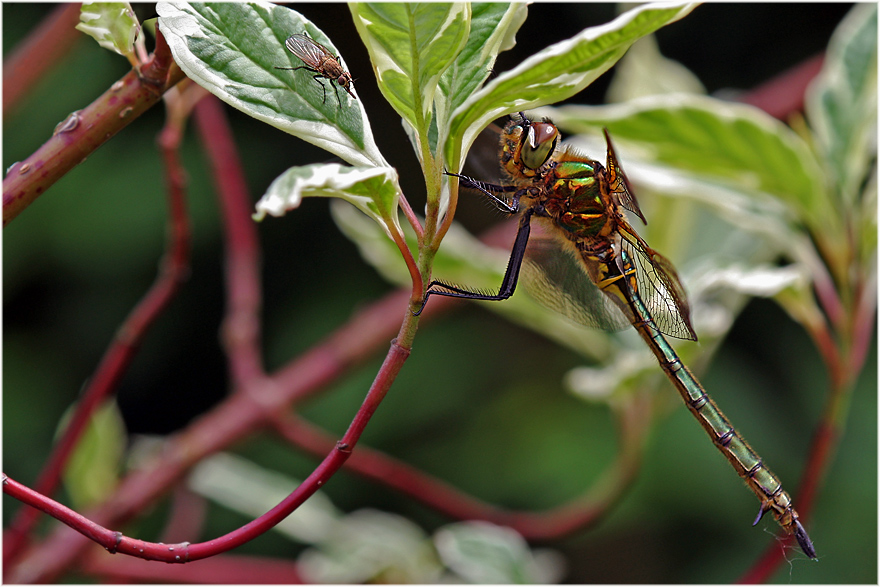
[[275, 64, 329, 104], [311, 74, 328, 103]]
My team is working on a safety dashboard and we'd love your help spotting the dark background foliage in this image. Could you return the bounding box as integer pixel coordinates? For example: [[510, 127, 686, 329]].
[[4, 3, 875, 583]]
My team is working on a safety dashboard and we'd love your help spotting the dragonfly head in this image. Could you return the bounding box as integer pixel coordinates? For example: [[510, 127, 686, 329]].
[[502, 113, 559, 178]]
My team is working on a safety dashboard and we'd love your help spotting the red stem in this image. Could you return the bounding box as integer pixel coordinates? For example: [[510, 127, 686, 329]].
[[271, 388, 651, 541], [2, 339, 411, 580], [3, 91, 192, 567], [2, 28, 184, 226], [193, 96, 265, 386], [3, 4, 83, 116], [3, 285, 423, 582], [398, 193, 424, 239], [183, 340, 410, 561]]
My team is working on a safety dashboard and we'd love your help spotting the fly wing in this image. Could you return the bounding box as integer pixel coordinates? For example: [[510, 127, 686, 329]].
[[603, 129, 647, 225], [620, 233, 697, 341], [285, 34, 331, 67], [522, 234, 631, 332]]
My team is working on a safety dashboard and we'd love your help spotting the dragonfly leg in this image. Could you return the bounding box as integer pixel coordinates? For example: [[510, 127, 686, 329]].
[[444, 170, 520, 214], [413, 209, 534, 316]]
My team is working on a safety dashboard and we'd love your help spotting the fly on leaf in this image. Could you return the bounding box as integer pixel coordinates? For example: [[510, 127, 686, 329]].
[[276, 33, 356, 107]]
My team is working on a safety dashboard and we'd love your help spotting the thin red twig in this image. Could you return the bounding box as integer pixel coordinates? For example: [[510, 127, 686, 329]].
[[3, 284, 422, 582], [398, 193, 424, 239], [3, 336, 411, 580], [193, 96, 266, 386], [270, 388, 652, 540], [3, 4, 83, 116], [3, 85, 193, 567]]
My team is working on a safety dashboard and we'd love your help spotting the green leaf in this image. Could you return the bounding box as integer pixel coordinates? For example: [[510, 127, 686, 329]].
[[350, 3, 470, 144], [605, 35, 706, 103], [76, 2, 139, 60], [433, 522, 564, 583], [254, 163, 402, 240], [435, 4, 528, 131], [805, 3, 877, 206], [857, 172, 877, 264], [547, 95, 834, 236], [445, 2, 697, 168], [60, 400, 126, 508], [157, 1, 387, 168], [299, 510, 442, 583]]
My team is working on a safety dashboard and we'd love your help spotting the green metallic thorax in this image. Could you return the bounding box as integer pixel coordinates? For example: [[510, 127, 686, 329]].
[[541, 159, 614, 239]]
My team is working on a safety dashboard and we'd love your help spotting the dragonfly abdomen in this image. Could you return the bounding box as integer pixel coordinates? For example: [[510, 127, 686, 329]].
[[626, 280, 816, 559]]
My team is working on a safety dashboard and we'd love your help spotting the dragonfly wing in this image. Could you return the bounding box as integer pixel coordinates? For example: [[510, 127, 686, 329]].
[[522, 236, 631, 332], [621, 235, 697, 340], [603, 129, 647, 225]]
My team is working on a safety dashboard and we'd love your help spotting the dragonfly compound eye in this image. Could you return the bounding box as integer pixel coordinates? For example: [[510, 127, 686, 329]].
[[520, 122, 559, 170]]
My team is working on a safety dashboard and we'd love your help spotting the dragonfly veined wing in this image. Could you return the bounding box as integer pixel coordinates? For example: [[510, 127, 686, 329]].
[[619, 234, 698, 341], [520, 234, 633, 332], [603, 129, 647, 225]]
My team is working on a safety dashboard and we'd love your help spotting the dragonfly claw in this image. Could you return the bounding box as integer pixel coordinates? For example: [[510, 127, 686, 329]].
[[793, 519, 818, 560], [752, 503, 768, 526]]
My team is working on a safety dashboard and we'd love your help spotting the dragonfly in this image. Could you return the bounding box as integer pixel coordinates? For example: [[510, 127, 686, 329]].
[[417, 112, 817, 560], [275, 33, 356, 107]]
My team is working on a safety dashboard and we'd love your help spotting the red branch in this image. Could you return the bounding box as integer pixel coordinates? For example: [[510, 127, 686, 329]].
[[3, 333, 412, 581], [3, 4, 83, 116], [2, 27, 185, 226], [3, 79, 193, 567], [193, 96, 265, 386], [270, 388, 652, 540]]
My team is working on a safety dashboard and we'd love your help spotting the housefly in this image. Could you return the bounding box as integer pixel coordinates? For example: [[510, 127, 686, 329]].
[[275, 33, 356, 107]]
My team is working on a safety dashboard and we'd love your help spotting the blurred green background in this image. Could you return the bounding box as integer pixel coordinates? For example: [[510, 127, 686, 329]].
[[3, 3, 875, 583]]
